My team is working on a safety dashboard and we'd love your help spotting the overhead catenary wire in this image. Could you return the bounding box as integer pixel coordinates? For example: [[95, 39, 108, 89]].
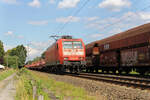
[[94, 4, 150, 34], [84, 2, 150, 44], [56, 0, 91, 34]]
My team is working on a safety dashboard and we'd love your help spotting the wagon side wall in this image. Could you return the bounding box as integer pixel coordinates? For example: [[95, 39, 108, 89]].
[[121, 46, 150, 67]]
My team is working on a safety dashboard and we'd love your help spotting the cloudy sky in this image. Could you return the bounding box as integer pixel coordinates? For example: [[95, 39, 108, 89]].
[[0, 0, 150, 60]]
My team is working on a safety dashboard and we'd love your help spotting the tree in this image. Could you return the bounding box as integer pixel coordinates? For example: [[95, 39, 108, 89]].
[[4, 55, 19, 68], [41, 51, 45, 59], [5, 49, 11, 55], [33, 57, 41, 62], [7, 45, 27, 67], [26, 60, 33, 65], [0, 40, 4, 64], [16, 45, 27, 67]]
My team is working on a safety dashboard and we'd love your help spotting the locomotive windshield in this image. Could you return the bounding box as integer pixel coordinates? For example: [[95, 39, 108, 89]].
[[63, 41, 72, 49], [73, 41, 83, 49], [63, 41, 83, 49]]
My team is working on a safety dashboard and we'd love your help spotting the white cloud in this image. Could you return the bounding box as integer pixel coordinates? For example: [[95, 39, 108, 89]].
[[1, 0, 17, 4], [28, 20, 48, 25], [4, 44, 14, 51], [98, 0, 131, 12], [139, 12, 150, 20], [26, 40, 54, 60], [58, 0, 80, 8], [85, 11, 150, 38], [5, 31, 13, 36], [49, 0, 55, 4], [122, 12, 150, 23], [86, 16, 99, 22], [90, 33, 103, 38], [56, 16, 80, 23], [28, 0, 41, 8], [26, 46, 40, 60], [110, 28, 122, 34], [17, 35, 24, 39], [30, 41, 53, 50], [4, 31, 24, 39]]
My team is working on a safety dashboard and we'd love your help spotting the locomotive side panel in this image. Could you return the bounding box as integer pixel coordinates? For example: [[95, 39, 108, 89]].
[[45, 43, 60, 66]]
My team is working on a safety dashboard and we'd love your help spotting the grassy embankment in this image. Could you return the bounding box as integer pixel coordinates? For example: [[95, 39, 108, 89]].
[[0, 69, 15, 81], [15, 68, 96, 100]]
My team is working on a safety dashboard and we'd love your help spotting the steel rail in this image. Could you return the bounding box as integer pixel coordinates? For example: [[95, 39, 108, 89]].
[[66, 73, 150, 90]]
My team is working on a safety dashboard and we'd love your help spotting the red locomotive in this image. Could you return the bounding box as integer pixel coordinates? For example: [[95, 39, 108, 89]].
[[44, 36, 86, 73], [25, 36, 86, 72], [25, 36, 86, 73], [86, 23, 150, 75]]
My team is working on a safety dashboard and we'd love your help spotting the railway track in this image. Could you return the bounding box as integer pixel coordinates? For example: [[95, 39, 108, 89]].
[[67, 73, 150, 90]]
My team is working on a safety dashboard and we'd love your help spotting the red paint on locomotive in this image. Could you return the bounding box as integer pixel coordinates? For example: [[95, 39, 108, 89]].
[[45, 38, 86, 66]]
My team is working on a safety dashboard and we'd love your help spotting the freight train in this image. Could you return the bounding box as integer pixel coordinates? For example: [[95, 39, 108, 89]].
[[86, 23, 150, 75], [25, 23, 150, 75], [25, 36, 86, 73]]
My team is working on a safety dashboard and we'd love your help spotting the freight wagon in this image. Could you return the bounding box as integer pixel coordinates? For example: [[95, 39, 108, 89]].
[[86, 23, 150, 74]]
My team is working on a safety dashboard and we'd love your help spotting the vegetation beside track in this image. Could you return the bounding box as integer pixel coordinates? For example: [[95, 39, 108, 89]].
[[15, 68, 49, 100], [16, 68, 96, 100], [0, 69, 15, 81]]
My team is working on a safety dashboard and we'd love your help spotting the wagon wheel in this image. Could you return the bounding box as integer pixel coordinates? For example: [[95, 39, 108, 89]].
[[106, 70, 109, 73], [139, 71, 145, 75], [69, 67, 73, 73], [125, 70, 130, 74], [113, 70, 116, 74], [90, 67, 94, 73], [101, 69, 104, 73], [95, 67, 99, 73], [86, 68, 89, 73]]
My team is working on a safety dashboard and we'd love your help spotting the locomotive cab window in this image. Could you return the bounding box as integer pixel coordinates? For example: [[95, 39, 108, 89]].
[[63, 41, 83, 49], [73, 41, 83, 49], [63, 41, 73, 49]]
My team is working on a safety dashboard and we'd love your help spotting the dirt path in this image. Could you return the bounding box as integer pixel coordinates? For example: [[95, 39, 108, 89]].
[[0, 73, 16, 100]]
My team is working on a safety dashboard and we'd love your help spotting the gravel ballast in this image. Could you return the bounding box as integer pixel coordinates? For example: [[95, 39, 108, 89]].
[[47, 73, 150, 100]]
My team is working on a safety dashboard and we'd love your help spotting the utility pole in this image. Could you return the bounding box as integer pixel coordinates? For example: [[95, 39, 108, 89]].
[[16, 57, 18, 68], [27, 43, 31, 64], [7, 54, 8, 67]]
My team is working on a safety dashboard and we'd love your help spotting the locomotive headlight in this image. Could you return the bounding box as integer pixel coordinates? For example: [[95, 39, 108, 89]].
[[64, 57, 68, 60]]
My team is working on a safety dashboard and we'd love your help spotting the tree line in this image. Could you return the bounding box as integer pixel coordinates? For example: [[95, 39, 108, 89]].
[[0, 40, 27, 68], [26, 51, 45, 65]]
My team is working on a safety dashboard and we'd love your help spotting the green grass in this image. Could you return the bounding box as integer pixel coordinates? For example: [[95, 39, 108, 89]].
[[15, 68, 49, 100], [16, 68, 96, 100], [0, 69, 15, 81], [31, 71, 96, 100]]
